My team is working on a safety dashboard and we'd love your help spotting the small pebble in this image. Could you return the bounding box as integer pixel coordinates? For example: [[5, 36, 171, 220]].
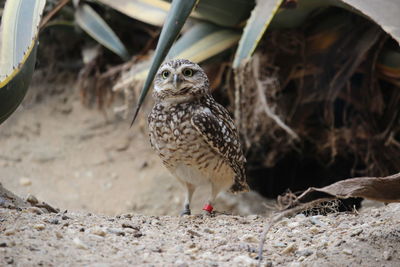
[[26, 207, 43, 215], [55, 232, 63, 239], [288, 222, 300, 229], [107, 228, 125, 236], [242, 234, 258, 243], [4, 228, 16, 236], [187, 229, 201, 237], [246, 215, 259, 220], [203, 228, 214, 234], [175, 259, 188, 267], [121, 223, 140, 230], [90, 227, 107, 237], [133, 230, 143, 238], [383, 250, 392, 261], [343, 248, 353, 255], [0, 242, 7, 247], [282, 243, 297, 254], [309, 216, 326, 227], [272, 242, 287, 248], [19, 177, 32, 186], [73, 237, 88, 250], [232, 255, 258, 266], [309, 226, 319, 234], [350, 228, 363, 237], [26, 194, 39, 205], [122, 213, 133, 219], [33, 224, 45, 230], [185, 247, 199, 254], [49, 218, 59, 225], [296, 249, 313, 257]]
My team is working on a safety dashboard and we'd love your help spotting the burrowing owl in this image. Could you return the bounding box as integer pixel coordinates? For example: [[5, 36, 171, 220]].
[[148, 59, 249, 215]]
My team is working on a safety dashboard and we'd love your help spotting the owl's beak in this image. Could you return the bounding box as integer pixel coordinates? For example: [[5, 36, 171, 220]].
[[173, 74, 181, 89]]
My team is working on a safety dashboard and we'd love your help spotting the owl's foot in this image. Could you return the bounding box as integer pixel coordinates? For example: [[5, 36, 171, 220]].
[[180, 208, 191, 216]]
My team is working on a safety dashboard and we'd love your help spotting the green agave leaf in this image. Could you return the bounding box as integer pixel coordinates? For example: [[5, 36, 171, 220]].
[[96, 0, 169, 27], [169, 23, 240, 62], [133, 22, 240, 80], [269, 0, 346, 30], [75, 4, 129, 60], [193, 0, 255, 28], [131, 0, 198, 125], [0, 0, 46, 125], [233, 0, 283, 68]]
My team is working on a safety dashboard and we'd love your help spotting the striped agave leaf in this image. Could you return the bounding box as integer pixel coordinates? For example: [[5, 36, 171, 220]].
[[0, 0, 46, 124]]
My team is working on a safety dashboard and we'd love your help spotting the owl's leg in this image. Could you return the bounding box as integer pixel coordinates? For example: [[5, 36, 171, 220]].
[[181, 183, 195, 216], [202, 183, 220, 215]]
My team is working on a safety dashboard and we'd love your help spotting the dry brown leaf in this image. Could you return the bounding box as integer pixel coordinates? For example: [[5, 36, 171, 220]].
[[297, 172, 400, 203]]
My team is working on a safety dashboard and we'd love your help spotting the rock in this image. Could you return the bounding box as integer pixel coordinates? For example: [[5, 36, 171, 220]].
[[121, 223, 140, 230], [272, 242, 287, 248], [184, 247, 199, 254], [33, 224, 45, 230], [297, 256, 306, 262], [343, 248, 353, 255], [4, 228, 17, 236], [232, 255, 258, 266], [246, 215, 259, 220], [175, 259, 188, 267], [309, 226, 320, 234], [73, 237, 88, 250], [203, 228, 214, 234], [296, 249, 313, 257], [282, 243, 297, 254], [90, 227, 107, 237], [55, 232, 63, 239], [242, 234, 258, 243], [0, 241, 7, 247], [107, 228, 125, 236], [287, 222, 300, 229], [49, 218, 59, 225], [350, 228, 363, 237], [26, 194, 39, 205], [383, 250, 392, 261], [187, 229, 201, 237], [26, 207, 43, 215], [309, 216, 326, 227], [19, 177, 32, 186], [121, 213, 133, 219]]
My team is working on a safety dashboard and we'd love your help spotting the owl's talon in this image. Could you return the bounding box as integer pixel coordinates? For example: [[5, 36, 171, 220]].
[[180, 209, 191, 216]]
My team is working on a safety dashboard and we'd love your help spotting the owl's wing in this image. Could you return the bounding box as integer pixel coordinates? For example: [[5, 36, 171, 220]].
[[191, 105, 249, 192]]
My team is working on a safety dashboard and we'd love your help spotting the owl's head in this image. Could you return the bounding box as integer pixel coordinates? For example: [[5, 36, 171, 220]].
[[152, 59, 209, 103]]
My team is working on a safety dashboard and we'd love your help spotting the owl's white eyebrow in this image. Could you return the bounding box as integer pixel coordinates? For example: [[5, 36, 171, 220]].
[[177, 65, 197, 72], [159, 66, 174, 73]]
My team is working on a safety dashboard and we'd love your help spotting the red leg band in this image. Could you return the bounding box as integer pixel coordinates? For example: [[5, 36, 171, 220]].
[[202, 204, 213, 213]]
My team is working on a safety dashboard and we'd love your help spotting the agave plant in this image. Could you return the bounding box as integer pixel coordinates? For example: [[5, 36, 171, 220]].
[[0, 0, 46, 124], [117, 0, 400, 124], [2, 0, 399, 126]]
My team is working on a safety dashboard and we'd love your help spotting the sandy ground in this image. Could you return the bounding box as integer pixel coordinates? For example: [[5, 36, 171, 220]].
[[1, 193, 399, 266], [1, 75, 399, 266]]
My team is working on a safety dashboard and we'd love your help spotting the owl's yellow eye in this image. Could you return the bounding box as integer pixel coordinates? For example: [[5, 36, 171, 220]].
[[182, 68, 193, 77], [161, 70, 170, 79]]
